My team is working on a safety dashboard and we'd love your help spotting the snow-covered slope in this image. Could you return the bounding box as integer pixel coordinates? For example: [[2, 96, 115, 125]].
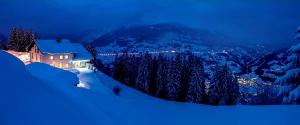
[[1, 50, 299, 125], [0, 50, 110, 125]]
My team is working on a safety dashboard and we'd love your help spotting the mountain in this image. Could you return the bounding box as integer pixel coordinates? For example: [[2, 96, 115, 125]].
[[91, 23, 250, 52], [90, 23, 270, 75], [40, 29, 110, 44]]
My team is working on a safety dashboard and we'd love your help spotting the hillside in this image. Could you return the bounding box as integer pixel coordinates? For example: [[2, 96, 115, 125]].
[[1, 50, 299, 125], [0, 50, 107, 125], [91, 23, 270, 75], [91, 23, 253, 52]]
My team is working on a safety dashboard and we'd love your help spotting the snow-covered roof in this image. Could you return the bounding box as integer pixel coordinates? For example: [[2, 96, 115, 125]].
[[35, 39, 92, 61], [35, 39, 77, 54], [72, 43, 93, 61]]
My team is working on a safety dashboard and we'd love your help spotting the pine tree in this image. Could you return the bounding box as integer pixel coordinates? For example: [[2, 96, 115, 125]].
[[8, 27, 22, 51], [275, 28, 300, 104], [208, 65, 238, 105], [22, 31, 35, 52], [7, 27, 37, 52], [166, 54, 183, 101], [126, 54, 140, 87], [135, 52, 152, 93], [155, 54, 169, 98], [112, 52, 131, 86], [113, 55, 123, 82], [208, 66, 223, 105], [178, 53, 193, 101], [85, 44, 97, 61], [186, 56, 206, 104], [149, 56, 158, 95], [296, 26, 300, 39], [225, 67, 239, 105]]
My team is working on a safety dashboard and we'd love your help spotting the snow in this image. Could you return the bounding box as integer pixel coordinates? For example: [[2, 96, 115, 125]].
[[275, 68, 300, 85], [35, 39, 92, 60], [289, 43, 300, 52], [72, 43, 93, 61], [35, 39, 78, 54], [289, 85, 300, 102], [1, 50, 300, 125], [0, 50, 106, 125], [296, 26, 300, 39]]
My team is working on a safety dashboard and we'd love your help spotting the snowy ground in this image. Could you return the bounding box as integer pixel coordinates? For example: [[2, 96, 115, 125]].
[[1, 50, 299, 125]]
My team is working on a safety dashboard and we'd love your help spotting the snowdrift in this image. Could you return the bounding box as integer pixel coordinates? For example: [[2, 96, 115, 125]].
[[0, 50, 107, 125], [1, 50, 300, 125]]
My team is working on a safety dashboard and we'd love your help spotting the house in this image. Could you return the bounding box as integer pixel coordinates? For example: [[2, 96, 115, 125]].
[[27, 39, 93, 69], [5, 50, 30, 64]]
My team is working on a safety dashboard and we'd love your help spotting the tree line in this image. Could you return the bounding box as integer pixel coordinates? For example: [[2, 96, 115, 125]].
[[0, 27, 38, 52], [112, 52, 239, 105]]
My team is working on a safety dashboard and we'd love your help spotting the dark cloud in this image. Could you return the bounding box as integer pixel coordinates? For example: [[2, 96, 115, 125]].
[[0, 0, 299, 47]]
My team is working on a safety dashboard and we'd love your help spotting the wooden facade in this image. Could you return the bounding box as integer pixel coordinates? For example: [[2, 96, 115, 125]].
[[29, 44, 74, 69]]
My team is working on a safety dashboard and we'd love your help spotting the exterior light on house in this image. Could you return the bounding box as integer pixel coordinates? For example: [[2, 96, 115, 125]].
[[60, 55, 63, 59], [50, 56, 54, 60]]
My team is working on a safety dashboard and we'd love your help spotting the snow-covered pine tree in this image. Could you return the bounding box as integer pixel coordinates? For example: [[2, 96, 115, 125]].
[[208, 65, 238, 105], [149, 56, 158, 95], [135, 52, 152, 93], [186, 56, 206, 104], [126, 54, 140, 87], [178, 52, 193, 101], [167, 54, 183, 101], [155, 54, 169, 98], [296, 26, 300, 39], [225, 69, 239, 105], [275, 29, 300, 104], [208, 65, 223, 105], [113, 51, 132, 86], [113, 55, 123, 82], [120, 52, 131, 86]]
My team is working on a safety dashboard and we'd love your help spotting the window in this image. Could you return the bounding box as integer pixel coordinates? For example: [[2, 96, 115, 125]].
[[50, 56, 54, 60], [60, 55, 63, 59], [59, 63, 63, 68], [65, 55, 69, 59], [65, 64, 69, 68]]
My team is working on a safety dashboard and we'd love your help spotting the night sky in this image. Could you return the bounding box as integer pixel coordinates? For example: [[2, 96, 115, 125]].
[[0, 0, 299, 47]]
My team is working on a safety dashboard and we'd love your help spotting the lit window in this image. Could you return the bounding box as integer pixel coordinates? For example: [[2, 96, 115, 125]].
[[60, 55, 63, 59], [59, 63, 63, 68], [65, 55, 69, 59], [50, 56, 54, 60], [65, 64, 69, 68]]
